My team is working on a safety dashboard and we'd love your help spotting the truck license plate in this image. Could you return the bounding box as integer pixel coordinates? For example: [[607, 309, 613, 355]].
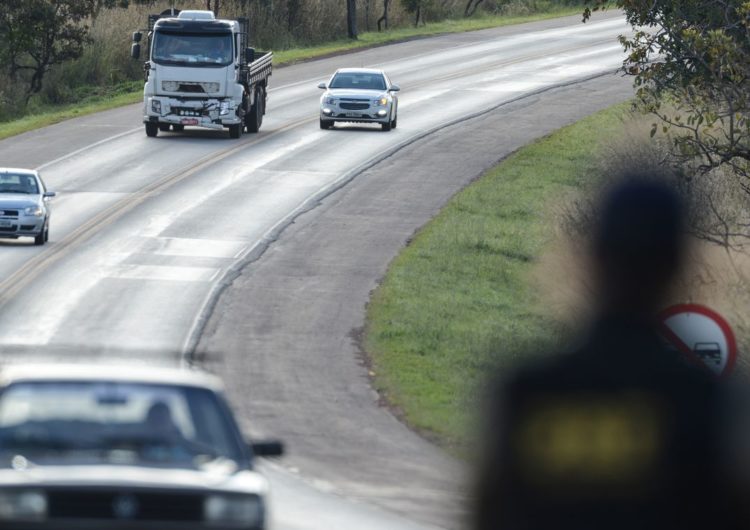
[[0, 220, 13, 227], [180, 118, 199, 125]]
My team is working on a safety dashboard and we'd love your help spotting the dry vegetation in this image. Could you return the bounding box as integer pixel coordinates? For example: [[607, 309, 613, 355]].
[[536, 114, 750, 372]]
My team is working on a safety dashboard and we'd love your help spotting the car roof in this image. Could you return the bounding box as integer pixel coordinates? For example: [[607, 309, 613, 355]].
[[0, 363, 224, 392], [334, 68, 385, 75], [0, 168, 39, 177]]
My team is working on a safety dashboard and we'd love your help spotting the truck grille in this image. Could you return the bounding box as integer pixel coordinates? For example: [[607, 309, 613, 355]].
[[47, 490, 205, 521], [340, 102, 370, 110]]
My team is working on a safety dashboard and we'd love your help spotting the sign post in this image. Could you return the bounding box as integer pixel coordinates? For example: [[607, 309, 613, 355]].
[[658, 304, 737, 378]]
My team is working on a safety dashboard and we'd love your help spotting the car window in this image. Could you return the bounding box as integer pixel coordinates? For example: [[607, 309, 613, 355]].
[[330, 73, 386, 90], [0, 174, 38, 194], [0, 382, 245, 467]]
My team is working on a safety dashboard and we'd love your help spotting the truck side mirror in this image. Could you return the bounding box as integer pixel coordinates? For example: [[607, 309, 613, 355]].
[[131, 43, 141, 60], [132, 31, 142, 43], [245, 47, 255, 63]]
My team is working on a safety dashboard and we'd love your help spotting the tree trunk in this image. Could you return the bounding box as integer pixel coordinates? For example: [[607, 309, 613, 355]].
[[464, 0, 483, 16], [365, 0, 370, 31], [347, 0, 358, 39], [377, 0, 389, 31], [414, 4, 421, 26]]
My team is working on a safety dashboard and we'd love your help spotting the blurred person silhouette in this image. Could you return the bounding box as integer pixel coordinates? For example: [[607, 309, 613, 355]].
[[473, 175, 737, 530]]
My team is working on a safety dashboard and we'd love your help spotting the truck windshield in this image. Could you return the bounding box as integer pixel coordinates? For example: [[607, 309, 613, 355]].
[[152, 31, 233, 67]]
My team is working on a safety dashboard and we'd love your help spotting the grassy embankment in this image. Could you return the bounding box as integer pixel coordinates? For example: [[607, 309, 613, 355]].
[[0, 7, 583, 141], [364, 103, 632, 450]]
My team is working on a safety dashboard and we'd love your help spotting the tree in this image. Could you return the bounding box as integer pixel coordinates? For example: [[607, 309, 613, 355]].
[[584, 0, 750, 197], [402, 0, 427, 26], [206, 0, 222, 16], [347, 0, 358, 38], [377, 0, 390, 31], [0, 0, 93, 104], [464, 0, 483, 17]]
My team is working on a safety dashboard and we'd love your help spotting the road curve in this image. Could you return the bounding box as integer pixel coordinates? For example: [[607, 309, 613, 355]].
[[0, 12, 633, 529]]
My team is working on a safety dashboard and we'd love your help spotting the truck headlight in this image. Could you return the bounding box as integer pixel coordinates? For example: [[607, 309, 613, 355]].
[[162, 81, 179, 91], [151, 99, 162, 114], [220, 101, 231, 116], [204, 494, 262, 525], [24, 206, 44, 217], [0, 490, 47, 520]]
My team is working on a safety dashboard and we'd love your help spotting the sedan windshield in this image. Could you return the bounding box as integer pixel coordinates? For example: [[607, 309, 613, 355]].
[[152, 31, 233, 66], [0, 174, 38, 194], [0, 382, 244, 468], [329, 73, 386, 91]]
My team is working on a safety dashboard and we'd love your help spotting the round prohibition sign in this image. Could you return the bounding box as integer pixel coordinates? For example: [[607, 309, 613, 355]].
[[658, 304, 738, 378]]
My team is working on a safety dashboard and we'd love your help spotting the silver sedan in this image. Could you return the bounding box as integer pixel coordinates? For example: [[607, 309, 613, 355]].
[[0, 168, 55, 245], [318, 68, 400, 131]]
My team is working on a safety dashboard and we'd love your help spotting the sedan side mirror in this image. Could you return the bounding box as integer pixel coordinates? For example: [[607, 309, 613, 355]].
[[43, 191, 56, 198], [251, 440, 284, 457], [389, 84, 401, 92], [317, 82, 327, 89]]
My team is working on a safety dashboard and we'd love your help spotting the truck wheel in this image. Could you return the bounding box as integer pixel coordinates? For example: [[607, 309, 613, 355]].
[[229, 123, 242, 139], [145, 123, 158, 137], [158, 124, 171, 132], [246, 103, 260, 133]]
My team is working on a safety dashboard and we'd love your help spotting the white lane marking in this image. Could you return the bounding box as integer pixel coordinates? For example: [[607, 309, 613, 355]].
[[151, 237, 248, 259], [108, 264, 220, 282], [35, 128, 142, 171]]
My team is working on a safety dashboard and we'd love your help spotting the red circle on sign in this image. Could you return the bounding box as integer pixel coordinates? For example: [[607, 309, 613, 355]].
[[658, 303, 737, 378]]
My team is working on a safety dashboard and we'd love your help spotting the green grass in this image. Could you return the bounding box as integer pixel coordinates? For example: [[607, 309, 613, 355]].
[[0, 7, 584, 141], [364, 102, 632, 450], [0, 83, 142, 141]]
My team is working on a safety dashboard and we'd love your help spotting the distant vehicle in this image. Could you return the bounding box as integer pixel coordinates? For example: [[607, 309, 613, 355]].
[[0, 364, 283, 529], [318, 68, 400, 131], [0, 168, 55, 246], [131, 9, 272, 139]]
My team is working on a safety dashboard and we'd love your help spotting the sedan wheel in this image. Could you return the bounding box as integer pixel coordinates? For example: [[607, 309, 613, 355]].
[[320, 119, 333, 130]]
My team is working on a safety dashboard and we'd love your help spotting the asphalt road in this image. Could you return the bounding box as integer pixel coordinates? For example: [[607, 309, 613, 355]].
[[0, 12, 633, 529]]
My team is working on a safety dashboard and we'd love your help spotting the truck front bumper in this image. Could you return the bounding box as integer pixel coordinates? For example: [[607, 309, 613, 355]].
[[144, 96, 241, 129]]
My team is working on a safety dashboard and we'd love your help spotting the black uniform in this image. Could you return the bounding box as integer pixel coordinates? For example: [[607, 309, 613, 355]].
[[475, 315, 730, 530]]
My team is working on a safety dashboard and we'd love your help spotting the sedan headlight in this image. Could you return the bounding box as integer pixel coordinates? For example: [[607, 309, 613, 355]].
[[162, 81, 179, 91], [0, 490, 47, 521], [204, 494, 262, 525], [24, 206, 44, 217], [374, 96, 388, 106], [324, 96, 337, 105]]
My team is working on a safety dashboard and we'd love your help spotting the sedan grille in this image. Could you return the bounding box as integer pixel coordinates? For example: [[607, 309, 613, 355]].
[[47, 490, 204, 521], [0, 210, 19, 217], [340, 103, 370, 110], [0, 226, 17, 232]]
